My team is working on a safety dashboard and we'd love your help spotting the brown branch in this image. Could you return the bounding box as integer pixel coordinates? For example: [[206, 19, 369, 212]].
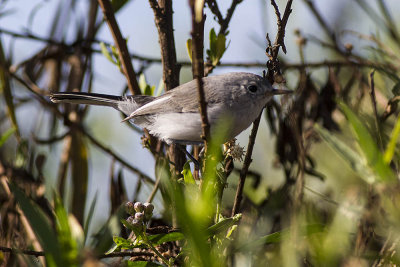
[[206, 0, 243, 35], [231, 0, 294, 216], [369, 71, 383, 151], [81, 129, 155, 185], [148, 0, 185, 174], [7, 69, 154, 185], [3, 27, 396, 73], [148, 0, 180, 91], [97, 0, 141, 95], [231, 114, 262, 216], [0, 246, 45, 257], [221, 0, 243, 34], [303, 0, 336, 44], [98, 251, 154, 259], [189, 1, 210, 150], [269, 0, 293, 58], [0, 245, 154, 259]]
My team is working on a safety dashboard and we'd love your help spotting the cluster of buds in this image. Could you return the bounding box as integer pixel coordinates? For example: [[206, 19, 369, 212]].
[[125, 201, 154, 232], [223, 138, 245, 161]]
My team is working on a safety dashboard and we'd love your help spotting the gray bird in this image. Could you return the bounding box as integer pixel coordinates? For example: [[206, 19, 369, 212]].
[[50, 72, 291, 144]]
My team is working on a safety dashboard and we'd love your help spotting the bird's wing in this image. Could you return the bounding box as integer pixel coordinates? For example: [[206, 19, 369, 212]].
[[131, 76, 235, 117]]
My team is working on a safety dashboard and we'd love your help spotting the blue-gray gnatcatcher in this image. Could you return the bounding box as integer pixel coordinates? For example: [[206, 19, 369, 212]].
[[50, 72, 291, 144]]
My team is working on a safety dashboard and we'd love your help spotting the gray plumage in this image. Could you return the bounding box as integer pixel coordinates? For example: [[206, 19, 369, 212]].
[[50, 72, 291, 144]]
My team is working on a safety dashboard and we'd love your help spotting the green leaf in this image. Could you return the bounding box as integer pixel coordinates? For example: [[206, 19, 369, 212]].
[[215, 33, 227, 58], [139, 74, 155, 96], [315, 124, 375, 183], [113, 236, 133, 249], [206, 214, 242, 237], [155, 79, 164, 96], [207, 28, 228, 66], [0, 39, 20, 138], [148, 232, 185, 246], [392, 81, 400, 95], [186, 38, 193, 62], [84, 193, 98, 245], [120, 219, 144, 240], [0, 127, 15, 147], [182, 162, 195, 184], [70, 132, 88, 224], [384, 114, 400, 163], [123, 261, 164, 267], [100, 42, 117, 65], [209, 28, 217, 55], [54, 196, 78, 265], [238, 224, 325, 252], [339, 102, 395, 182], [10, 184, 63, 266], [105, 243, 120, 255], [90, 207, 125, 254]]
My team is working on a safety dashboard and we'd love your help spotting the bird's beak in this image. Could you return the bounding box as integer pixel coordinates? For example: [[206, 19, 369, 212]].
[[272, 88, 293, 95]]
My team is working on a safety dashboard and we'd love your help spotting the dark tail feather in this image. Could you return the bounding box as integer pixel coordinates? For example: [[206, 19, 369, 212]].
[[49, 92, 122, 108], [50, 92, 155, 115]]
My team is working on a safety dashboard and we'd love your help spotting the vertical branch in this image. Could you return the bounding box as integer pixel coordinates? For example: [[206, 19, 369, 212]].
[[148, 0, 180, 91], [189, 0, 210, 151], [231, 115, 262, 216], [369, 71, 383, 151], [97, 0, 141, 95], [149, 0, 185, 174], [232, 0, 293, 216]]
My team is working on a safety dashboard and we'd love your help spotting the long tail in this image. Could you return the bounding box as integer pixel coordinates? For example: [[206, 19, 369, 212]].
[[50, 92, 154, 115]]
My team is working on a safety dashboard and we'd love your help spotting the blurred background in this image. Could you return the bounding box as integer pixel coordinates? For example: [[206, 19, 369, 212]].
[[1, 0, 400, 266]]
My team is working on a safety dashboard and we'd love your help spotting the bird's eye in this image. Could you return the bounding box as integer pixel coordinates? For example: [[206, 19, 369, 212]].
[[248, 85, 258, 93]]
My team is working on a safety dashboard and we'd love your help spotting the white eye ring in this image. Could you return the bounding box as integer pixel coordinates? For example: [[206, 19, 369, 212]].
[[248, 85, 258, 93]]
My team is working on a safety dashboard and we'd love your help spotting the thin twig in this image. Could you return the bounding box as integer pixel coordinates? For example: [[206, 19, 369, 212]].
[[369, 71, 384, 151], [231, 0, 294, 216], [231, 114, 262, 216], [303, 0, 336, 44], [99, 251, 154, 258], [83, 129, 155, 185], [148, 0, 180, 91], [189, 0, 210, 151], [148, 0, 185, 174], [2, 27, 396, 72], [97, 0, 141, 95], [0, 246, 45, 257], [8, 69, 154, 185], [0, 245, 154, 259], [220, 0, 243, 35]]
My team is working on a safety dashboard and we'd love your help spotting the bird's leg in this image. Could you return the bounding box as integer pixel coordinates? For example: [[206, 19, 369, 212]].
[[177, 145, 201, 170]]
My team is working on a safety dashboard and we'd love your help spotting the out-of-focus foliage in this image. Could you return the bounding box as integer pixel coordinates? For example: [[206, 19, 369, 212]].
[[1, 0, 400, 266]]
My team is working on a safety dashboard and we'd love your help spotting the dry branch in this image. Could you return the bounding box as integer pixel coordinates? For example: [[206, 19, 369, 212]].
[[97, 0, 141, 95], [231, 0, 294, 216]]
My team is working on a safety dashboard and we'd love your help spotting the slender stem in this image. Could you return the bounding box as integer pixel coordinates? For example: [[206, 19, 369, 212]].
[[0, 245, 154, 259], [97, 0, 141, 95], [143, 234, 171, 266], [231, 113, 262, 216], [189, 0, 210, 153], [369, 71, 384, 151]]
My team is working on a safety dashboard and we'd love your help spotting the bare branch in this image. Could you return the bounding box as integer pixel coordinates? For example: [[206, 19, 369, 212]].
[[369, 71, 384, 151], [0, 245, 154, 259], [148, 0, 185, 173], [231, 113, 262, 216], [232, 0, 294, 216], [97, 0, 141, 95], [189, 1, 210, 150]]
